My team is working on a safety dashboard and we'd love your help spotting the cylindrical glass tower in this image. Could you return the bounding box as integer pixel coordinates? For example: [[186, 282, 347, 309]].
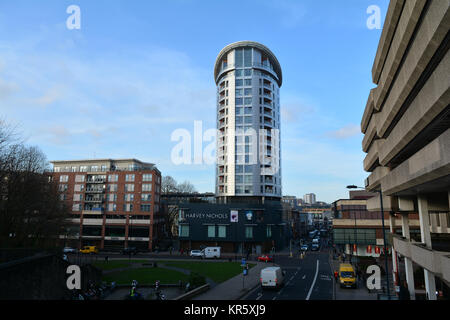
[[214, 41, 282, 203]]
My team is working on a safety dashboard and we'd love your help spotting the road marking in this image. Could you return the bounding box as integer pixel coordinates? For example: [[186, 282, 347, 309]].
[[290, 276, 295, 281], [256, 293, 262, 300], [306, 260, 320, 300], [302, 275, 306, 280], [272, 297, 277, 300], [320, 275, 331, 281]]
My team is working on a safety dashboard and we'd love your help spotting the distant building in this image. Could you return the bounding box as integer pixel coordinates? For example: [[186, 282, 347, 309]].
[[303, 193, 316, 205], [332, 191, 420, 260], [282, 196, 308, 239], [51, 159, 163, 251]]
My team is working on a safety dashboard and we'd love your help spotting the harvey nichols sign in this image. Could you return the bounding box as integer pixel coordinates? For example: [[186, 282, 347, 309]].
[[184, 213, 229, 220]]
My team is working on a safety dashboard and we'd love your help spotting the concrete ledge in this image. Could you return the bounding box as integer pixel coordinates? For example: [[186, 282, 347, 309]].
[[372, 0, 405, 84], [361, 88, 376, 133], [379, 50, 450, 166], [173, 284, 210, 300], [377, 1, 450, 138], [364, 139, 385, 172], [381, 129, 450, 195], [366, 194, 398, 212], [373, 0, 426, 111], [366, 166, 390, 191], [362, 113, 379, 152], [392, 235, 450, 283]]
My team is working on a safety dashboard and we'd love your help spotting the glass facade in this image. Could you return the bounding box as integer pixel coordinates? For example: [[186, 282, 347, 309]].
[[215, 42, 282, 199]]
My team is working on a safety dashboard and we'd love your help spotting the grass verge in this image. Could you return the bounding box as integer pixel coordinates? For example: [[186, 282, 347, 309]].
[[102, 267, 189, 285], [161, 261, 255, 283]]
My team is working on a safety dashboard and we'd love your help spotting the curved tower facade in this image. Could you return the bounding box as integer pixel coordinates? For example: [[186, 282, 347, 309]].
[[214, 41, 282, 203]]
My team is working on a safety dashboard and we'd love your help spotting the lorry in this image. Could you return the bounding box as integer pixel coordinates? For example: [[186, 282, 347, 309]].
[[201, 247, 221, 259], [260, 267, 286, 290]]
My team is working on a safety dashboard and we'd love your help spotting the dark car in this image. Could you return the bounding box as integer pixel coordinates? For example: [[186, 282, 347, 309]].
[[311, 243, 320, 251], [122, 247, 138, 255], [300, 244, 309, 252]]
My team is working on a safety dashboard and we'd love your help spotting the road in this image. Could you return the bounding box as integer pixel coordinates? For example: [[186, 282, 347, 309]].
[[243, 240, 334, 300]]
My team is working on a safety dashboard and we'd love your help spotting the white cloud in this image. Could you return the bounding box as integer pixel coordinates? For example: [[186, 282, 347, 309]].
[[0, 78, 19, 100], [30, 86, 64, 107], [326, 124, 361, 139]]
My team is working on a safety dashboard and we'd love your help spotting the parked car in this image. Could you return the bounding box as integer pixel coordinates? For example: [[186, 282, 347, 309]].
[[80, 246, 99, 254], [257, 255, 274, 263], [122, 247, 138, 255], [190, 250, 203, 258], [63, 247, 77, 254]]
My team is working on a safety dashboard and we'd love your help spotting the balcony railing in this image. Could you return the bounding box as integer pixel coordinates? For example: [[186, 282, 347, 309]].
[[216, 62, 279, 83], [85, 198, 104, 203], [85, 188, 104, 193], [86, 178, 106, 184]]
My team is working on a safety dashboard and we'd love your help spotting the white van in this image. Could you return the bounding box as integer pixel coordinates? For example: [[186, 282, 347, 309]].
[[201, 247, 221, 259], [260, 267, 285, 289], [312, 238, 319, 244]]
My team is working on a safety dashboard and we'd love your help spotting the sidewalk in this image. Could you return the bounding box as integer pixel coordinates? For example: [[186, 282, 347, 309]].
[[192, 261, 267, 300]]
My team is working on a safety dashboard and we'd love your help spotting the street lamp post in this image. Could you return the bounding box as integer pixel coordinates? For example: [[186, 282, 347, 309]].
[[347, 185, 390, 300]]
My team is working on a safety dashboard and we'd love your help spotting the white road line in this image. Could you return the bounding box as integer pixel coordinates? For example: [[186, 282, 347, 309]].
[[306, 260, 320, 300], [302, 275, 306, 280], [256, 293, 262, 301], [272, 297, 277, 300], [290, 276, 295, 281]]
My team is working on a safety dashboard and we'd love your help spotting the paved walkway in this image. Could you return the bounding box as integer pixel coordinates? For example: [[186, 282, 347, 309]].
[[192, 261, 268, 300]]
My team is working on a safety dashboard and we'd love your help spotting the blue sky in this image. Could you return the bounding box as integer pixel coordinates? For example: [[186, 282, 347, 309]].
[[0, 0, 389, 203]]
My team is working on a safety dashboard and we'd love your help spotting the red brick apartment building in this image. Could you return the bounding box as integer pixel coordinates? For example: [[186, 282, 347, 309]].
[[51, 159, 163, 251]]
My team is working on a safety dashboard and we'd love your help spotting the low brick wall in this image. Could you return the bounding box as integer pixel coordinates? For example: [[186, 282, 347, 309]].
[[0, 253, 101, 300]]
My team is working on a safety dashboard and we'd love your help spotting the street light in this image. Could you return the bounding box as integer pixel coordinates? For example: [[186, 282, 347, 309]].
[[346, 185, 390, 300]]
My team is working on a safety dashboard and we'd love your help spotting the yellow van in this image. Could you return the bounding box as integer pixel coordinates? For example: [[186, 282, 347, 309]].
[[79, 246, 99, 254], [338, 263, 357, 288]]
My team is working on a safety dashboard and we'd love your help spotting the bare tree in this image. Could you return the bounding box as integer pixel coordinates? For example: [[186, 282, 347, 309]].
[[0, 120, 71, 248], [177, 181, 197, 193], [160, 176, 197, 238], [161, 175, 179, 194]]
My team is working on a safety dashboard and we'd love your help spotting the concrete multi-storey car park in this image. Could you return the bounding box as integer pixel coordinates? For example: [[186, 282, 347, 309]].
[[361, 0, 450, 299], [51, 159, 163, 251], [214, 41, 282, 203]]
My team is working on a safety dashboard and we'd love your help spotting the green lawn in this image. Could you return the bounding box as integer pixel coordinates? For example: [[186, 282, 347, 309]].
[[93, 259, 255, 284], [93, 259, 151, 271], [161, 261, 255, 283], [102, 267, 190, 285], [93, 260, 131, 271]]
